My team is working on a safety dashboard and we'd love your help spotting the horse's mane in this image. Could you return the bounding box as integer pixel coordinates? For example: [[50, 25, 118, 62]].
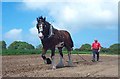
[[45, 21, 58, 31], [38, 16, 57, 31]]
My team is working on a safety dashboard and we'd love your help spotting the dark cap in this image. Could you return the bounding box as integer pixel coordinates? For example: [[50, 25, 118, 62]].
[[94, 39, 98, 42]]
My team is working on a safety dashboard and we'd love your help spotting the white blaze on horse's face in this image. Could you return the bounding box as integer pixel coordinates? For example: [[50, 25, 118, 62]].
[[39, 25, 43, 31], [39, 26, 43, 32], [38, 24, 44, 39]]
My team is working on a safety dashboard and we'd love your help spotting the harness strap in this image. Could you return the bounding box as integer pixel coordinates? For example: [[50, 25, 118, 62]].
[[48, 25, 54, 38]]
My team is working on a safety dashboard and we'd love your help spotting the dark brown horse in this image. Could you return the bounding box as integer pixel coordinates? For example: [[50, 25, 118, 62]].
[[36, 16, 74, 69]]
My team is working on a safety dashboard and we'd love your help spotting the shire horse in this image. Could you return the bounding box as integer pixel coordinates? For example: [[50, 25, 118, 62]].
[[36, 16, 74, 69]]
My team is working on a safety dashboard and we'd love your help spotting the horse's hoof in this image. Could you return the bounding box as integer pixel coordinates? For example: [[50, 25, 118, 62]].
[[68, 61, 74, 67], [46, 58, 52, 64], [56, 62, 64, 68], [52, 66, 56, 70]]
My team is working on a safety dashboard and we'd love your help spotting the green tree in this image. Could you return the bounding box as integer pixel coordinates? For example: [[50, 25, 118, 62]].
[[36, 44, 43, 50], [108, 43, 120, 54], [101, 47, 109, 53], [8, 41, 35, 50], [80, 44, 91, 51], [74, 48, 80, 51], [0, 41, 7, 49]]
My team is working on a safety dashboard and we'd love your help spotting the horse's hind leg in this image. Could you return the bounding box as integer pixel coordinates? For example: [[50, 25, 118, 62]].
[[68, 51, 74, 66], [67, 47, 74, 66], [41, 48, 47, 64], [56, 47, 64, 68]]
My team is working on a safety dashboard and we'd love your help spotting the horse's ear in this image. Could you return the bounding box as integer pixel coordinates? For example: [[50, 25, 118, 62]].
[[37, 18, 39, 22], [44, 17, 46, 21]]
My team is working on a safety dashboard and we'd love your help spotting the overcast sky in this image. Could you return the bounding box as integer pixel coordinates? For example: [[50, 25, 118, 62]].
[[1, 0, 119, 48]]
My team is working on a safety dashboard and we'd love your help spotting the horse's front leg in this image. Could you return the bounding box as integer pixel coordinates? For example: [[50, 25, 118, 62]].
[[41, 48, 47, 64], [51, 48, 56, 70]]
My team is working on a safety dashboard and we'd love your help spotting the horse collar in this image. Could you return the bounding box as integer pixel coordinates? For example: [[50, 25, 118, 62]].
[[48, 25, 54, 38]]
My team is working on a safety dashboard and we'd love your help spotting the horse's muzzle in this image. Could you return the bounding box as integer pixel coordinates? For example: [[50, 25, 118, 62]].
[[39, 36, 44, 39], [38, 32, 44, 39]]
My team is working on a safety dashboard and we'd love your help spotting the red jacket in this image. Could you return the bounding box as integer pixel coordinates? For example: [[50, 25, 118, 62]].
[[92, 42, 101, 50]]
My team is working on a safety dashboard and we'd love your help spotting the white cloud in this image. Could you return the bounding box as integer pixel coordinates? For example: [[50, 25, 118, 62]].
[[5, 29, 22, 40], [22, 0, 118, 32], [29, 20, 38, 35], [61, 6, 79, 22], [28, 20, 40, 46], [29, 26, 38, 35]]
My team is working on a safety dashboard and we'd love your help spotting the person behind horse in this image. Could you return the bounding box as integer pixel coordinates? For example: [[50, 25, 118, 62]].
[[91, 39, 101, 62]]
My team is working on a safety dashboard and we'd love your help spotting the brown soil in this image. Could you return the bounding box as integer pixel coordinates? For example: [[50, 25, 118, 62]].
[[2, 54, 118, 77]]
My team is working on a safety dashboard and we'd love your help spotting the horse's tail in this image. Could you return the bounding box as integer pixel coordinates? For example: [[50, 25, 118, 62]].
[[66, 31, 74, 48], [69, 35, 74, 48]]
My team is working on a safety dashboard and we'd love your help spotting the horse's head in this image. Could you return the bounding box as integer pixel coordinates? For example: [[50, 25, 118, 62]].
[[36, 16, 54, 39], [36, 16, 50, 39]]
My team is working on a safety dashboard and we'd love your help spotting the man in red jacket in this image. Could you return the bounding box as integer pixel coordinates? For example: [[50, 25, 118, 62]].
[[91, 39, 101, 62]]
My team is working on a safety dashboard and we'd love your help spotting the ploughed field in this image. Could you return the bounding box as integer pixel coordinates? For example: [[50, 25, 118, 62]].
[[2, 54, 118, 77]]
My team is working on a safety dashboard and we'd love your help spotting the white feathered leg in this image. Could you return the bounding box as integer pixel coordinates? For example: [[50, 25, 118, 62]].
[[56, 55, 64, 67], [68, 51, 74, 66], [51, 56, 56, 70]]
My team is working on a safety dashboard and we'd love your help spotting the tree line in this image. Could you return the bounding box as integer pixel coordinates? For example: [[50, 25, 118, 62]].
[[1, 41, 42, 50], [0, 40, 120, 55]]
